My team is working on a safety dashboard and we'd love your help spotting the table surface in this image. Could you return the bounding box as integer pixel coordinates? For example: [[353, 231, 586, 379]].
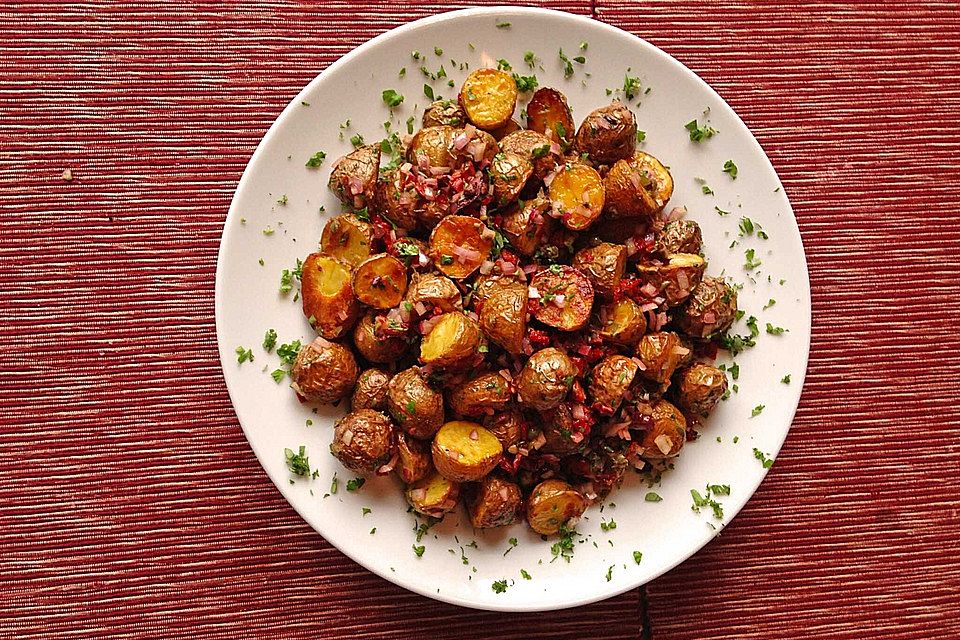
[[3, 1, 960, 638]]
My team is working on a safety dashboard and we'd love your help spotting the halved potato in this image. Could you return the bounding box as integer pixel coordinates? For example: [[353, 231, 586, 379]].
[[405, 271, 462, 313], [431, 420, 503, 482], [637, 332, 689, 385], [429, 215, 494, 279], [448, 372, 512, 418], [301, 252, 361, 339], [419, 311, 485, 370], [529, 265, 595, 331], [468, 476, 522, 528], [500, 191, 554, 257], [603, 151, 674, 218], [548, 163, 605, 230], [351, 253, 408, 309], [460, 68, 518, 131], [405, 471, 460, 518], [526, 88, 575, 145], [526, 479, 587, 535], [640, 400, 687, 459], [479, 285, 528, 355], [407, 125, 458, 169], [490, 151, 533, 206], [635, 253, 706, 307], [499, 129, 563, 180], [352, 312, 409, 363], [572, 242, 627, 301], [328, 144, 380, 207], [320, 214, 374, 266], [395, 430, 433, 484], [599, 298, 647, 347]]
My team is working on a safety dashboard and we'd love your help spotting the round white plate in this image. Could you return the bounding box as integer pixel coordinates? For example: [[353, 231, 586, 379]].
[[216, 6, 810, 612]]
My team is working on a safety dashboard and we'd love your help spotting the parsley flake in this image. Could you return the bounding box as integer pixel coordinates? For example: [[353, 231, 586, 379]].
[[753, 448, 774, 468], [645, 492, 663, 503], [723, 159, 738, 179], [346, 477, 366, 492], [305, 151, 327, 168], [491, 579, 508, 593], [685, 119, 718, 142], [751, 405, 765, 417], [284, 445, 310, 476], [381, 89, 404, 108]]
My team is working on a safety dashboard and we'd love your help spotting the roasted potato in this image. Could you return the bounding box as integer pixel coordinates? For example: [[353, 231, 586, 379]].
[[516, 347, 576, 411], [407, 125, 457, 169], [593, 216, 647, 245], [448, 372, 512, 418], [387, 367, 445, 440], [422, 99, 467, 128], [472, 274, 526, 307], [330, 409, 395, 473], [460, 68, 518, 131], [429, 215, 494, 279], [405, 271, 462, 313], [395, 430, 432, 484], [599, 298, 648, 347], [406, 471, 460, 518], [635, 253, 706, 307], [467, 476, 522, 528], [589, 355, 641, 412], [485, 409, 525, 450], [500, 191, 554, 257], [301, 252, 362, 339], [328, 144, 380, 207], [490, 151, 533, 206], [675, 276, 738, 339], [573, 102, 637, 165], [499, 129, 563, 180], [456, 127, 499, 166], [637, 332, 690, 385], [375, 168, 419, 231], [290, 338, 359, 404], [526, 479, 587, 535], [351, 367, 392, 411], [548, 163, 605, 230], [419, 311, 485, 370], [656, 219, 703, 256], [526, 88, 575, 146], [352, 312, 409, 363], [539, 404, 582, 456], [479, 284, 528, 355], [489, 118, 522, 141], [674, 363, 728, 418], [431, 421, 503, 482], [572, 243, 627, 301], [640, 400, 687, 459], [320, 214, 375, 266], [351, 253, 408, 309], [603, 151, 673, 218], [529, 265, 595, 331]]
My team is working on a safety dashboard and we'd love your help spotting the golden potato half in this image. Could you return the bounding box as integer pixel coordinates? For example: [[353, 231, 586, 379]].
[[419, 311, 484, 370], [301, 252, 361, 339], [526, 479, 587, 535], [549, 163, 605, 230], [431, 421, 503, 482], [352, 253, 408, 310], [460, 68, 518, 131], [406, 471, 460, 518]]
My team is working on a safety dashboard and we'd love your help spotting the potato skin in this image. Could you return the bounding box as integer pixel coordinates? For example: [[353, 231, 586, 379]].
[[330, 409, 395, 473], [406, 471, 460, 518], [656, 219, 703, 256], [572, 243, 627, 301], [290, 338, 359, 404], [460, 68, 518, 130], [328, 144, 380, 207], [419, 311, 485, 370], [422, 99, 467, 128], [394, 430, 432, 484], [603, 151, 674, 219], [431, 421, 503, 482], [320, 214, 375, 266], [429, 215, 494, 280], [375, 168, 419, 231], [526, 479, 587, 535], [472, 274, 526, 307], [352, 312, 409, 364], [599, 298, 647, 347], [516, 347, 576, 411], [676, 276, 738, 339], [574, 102, 637, 165], [351, 367, 392, 411], [635, 253, 706, 308], [490, 151, 533, 206], [640, 400, 687, 459], [637, 332, 690, 385], [674, 363, 728, 418], [351, 253, 408, 310], [448, 372, 512, 418], [539, 404, 582, 456], [479, 284, 528, 355], [499, 129, 562, 180], [301, 252, 362, 339], [386, 367, 445, 440], [526, 88, 575, 146], [405, 271, 462, 313], [485, 409, 525, 450], [548, 163, 605, 230], [489, 118, 522, 141], [407, 125, 458, 169], [529, 265, 595, 331], [467, 476, 522, 528], [589, 355, 640, 412], [499, 192, 554, 257]]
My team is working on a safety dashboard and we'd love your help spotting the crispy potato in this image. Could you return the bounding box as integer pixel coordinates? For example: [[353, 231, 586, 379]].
[[320, 214, 375, 266], [374, 168, 419, 231], [405, 271, 462, 313], [290, 337, 359, 404], [526, 479, 587, 535], [301, 252, 361, 339], [328, 144, 380, 207], [431, 420, 503, 482], [500, 191, 554, 257], [422, 99, 467, 128], [407, 125, 457, 169], [640, 400, 687, 459], [529, 265, 595, 331], [460, 68, 518, 131], [589, 355, 640, 412], [472, 274, 525, 307], [636, 253, 706, 307], [386, 367, 445, 440], [351, 367, 392, 411], [467, 476, 522, 528], [516, 347, 576, 411], [548, 163, 605, 230], [499, 129, 562, 180], [599, 299, 647, 347], [351, 253, 408, 309], [603, 151, 673, 218], [352, 312, 409, 363], [485, 409, 525, 450], [479, 284, 528, 355], [656, 219, 703, 256], [637, 332, 690, 385], [419, 311, 485, 370], [526, 88, 575, 146], [490, 151, 533, 206], [489, 118, 522, 141], [539, 404, 582, 455], [429, 215, 494, 279], [448, 372, 512, 418], [572, 243, 627, 301], [330, 409, 395, 473], [406, 471, 460, 518], [574, 102, 637, 165], [676, 276, 738, 339], [395, 430, 432, 484], [674, 363, 728, 418]]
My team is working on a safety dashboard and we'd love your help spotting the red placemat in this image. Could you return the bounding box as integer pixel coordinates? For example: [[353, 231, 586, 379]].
[[2, 1, 959, 638]]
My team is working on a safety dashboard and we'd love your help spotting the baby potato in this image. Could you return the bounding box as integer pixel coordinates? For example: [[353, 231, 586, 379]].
[[499, 129, 563, 180], [479, 284, 528, 355], [636, 253, 706, 308], [490, 151, 534, 206], [375, 168, 419, 231], [656, 219, 703, 256], [352, 253, 408, 309], [572, 242, 627, 301], [589, 355, 640, 412], [406, 471, 460, 518], [395, 430, 433, 484], [328, 144, 381, 207], [529, 265, 595, 331], [539, 404, 582, 456], [500, 191, 554, 257], [330, 409, 395, 473], [460, 68, 518, 131], [387, 367, 445, 440], [351, 367, 392, 411], [489, 118, 523, 141], [637, 332, 690, 385], [420, 311, 485, 370], [352, 312, 409, 363], [599, 298, 648, 347], [485, 409, 525, 450], [526, 87, 575, 146], [526, 479, 587, 535], [676, 276, 738, 339], [405, 271, 462, 313], [290, 337, 359, 404], [422, 99, 467, 128], [320, 213, 374, 266], [431, 420, 503, 482], [429, 215, 494, 280], [301, 252, 361, 340], [448, 372, 512, 418], [674, 363, 728, 418], [603, 151, 673, 218], [467, 476, 522, 528], [472, 274, 526, 307], [640, 400, 687, 459], [574, 102, 637, 165], [548, 163, 605, 230], [407, 125, 458, 169], [516, 347, 576, 411]]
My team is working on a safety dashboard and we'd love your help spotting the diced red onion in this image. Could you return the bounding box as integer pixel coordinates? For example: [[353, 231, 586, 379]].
[[377, 451, 399, 475], [552, 294, 566, 307], [469, 429, 479, 441], [420, 316, 441, 335], [480, 225, 496, 240], [341, 429, 354, 446], [498, 368, 513, 382], [703, 311, 717, 324], [523, 264, 538, 275], [639, 301, 658, 313], [641, 283, 659, 297], [452, 131, 470, 150], [310, 336, 331, 350], [625, 237, 638, 256], [528, 286, 541, 299], [499, 259, 517, 275], [409, 488, 426, 501], [451, 245, 481, 264], [479, 260, 494, 275]]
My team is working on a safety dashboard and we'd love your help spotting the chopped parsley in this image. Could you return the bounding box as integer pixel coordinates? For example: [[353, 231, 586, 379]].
[[370, 527, 376, 534], [744, 248, 762, 271], [276, 340, 302, 365], [600, 518, 617, 532], [496, 58, 512, 71], [305, 151, 327, 168], [579, 40, 588, 50], [423, 84, 435, 100], [715, 205, 730, 217], [346, 477, 366, 492], [690, 485, 726, 520], [235, 346, 254, 364], [781, 374, 791, 384], [524, 51, 537, 67], [550, 525, 579, 563], [512, 73, 538, 92], [720, 332, 756, 356], [262, 226, 275, 235], [413, 544, 425, 558], [558, 48, 576, 78], [645, 492, 663, 503], [605, 565, 614, 582], [623, 74, 641, 100], [262, 329, 277, 352], [753, 448, 774, 468], [361, 507, 372, 516], [520, 569, 532, 580], [270, 368, 286, 383], [636, 129, 646, 143], [738, 217, 755, 236], [284, 445, 310, 476], [766, 323, 788, 335], [763, 298, 776, 310], [633, 551, 643, 564], [433, 46, 443, 56], [276, 195, 288, 206], [723, 159, 738, 179], [279, 268, 296, 294], [751, 405, 765, 417], [398, 67, 406, 78], [685, 119, 718, 142], [491, 579, 508, 593], [381, 89, 404, 108], [503, 537, 518, 556], [495, 20, 511, 28], [349, 133, 365, 148]]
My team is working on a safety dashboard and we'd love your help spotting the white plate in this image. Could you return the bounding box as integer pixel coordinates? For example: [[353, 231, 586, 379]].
[[216, 6, 810, 612]]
